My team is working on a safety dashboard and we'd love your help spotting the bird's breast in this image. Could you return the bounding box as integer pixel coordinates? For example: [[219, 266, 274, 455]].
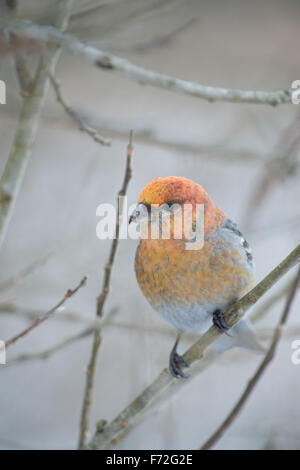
[[134, 228, 255, 332]]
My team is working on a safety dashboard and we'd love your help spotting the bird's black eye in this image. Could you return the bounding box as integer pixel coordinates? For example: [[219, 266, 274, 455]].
[[165, 200, 184, 207], [162, 202, 173, 211]]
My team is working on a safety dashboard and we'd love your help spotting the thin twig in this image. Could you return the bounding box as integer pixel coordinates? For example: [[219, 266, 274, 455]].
[[0, 251, 52, 293], [0, 17, 292, 106], [200, 267, 300, 450], [96, 130, 133, 317], [78, 131, 134, 449], [243, 112, 300, 229], [3, 276, 87, 349], [47, 70, 111, 146], [0, 302, 88, 323], [8, 307, 118, 364], [77, 114, 266, 164], [9, 324, 94, 364], [88, 244, 300, 449], [7, 308, 119, 365]]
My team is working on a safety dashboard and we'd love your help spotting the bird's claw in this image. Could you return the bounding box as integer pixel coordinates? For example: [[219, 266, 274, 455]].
[[213, 309, 231, 332], [169, 350, 189, 379]]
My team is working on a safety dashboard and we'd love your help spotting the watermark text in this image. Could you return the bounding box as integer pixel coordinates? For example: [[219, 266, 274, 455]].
[[96, 197, 205, 250]]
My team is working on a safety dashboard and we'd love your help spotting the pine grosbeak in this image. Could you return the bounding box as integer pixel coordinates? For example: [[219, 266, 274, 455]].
[[130, 176, 261, 378]]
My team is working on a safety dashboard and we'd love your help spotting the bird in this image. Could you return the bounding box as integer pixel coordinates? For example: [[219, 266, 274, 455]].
[[130, 176, 262, 379]]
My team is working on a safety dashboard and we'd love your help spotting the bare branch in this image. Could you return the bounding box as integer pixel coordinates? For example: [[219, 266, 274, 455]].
[[0, 0, 74, 250], [3, 276, 87, 349], [0, 17, 292, 106], [0, 252, 52, 293], [47, 71, 111, 146], [7, 308, 120, 365], [96, 130, 133, 317], [243, 112, 300, 229], [200, 267, 300, 450], [78, 131, 134, 449], [0, 302, 87, 323], [88, 244, 300, 450], [78, 114, 266, 164], [4, 0, 34, 94], [9, 324, 94, 365]]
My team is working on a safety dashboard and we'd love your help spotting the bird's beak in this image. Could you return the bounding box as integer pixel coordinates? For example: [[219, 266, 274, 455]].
[[129, 203, 148, 224], [128, 206, 139, 224], [129, 202, 150, 225]]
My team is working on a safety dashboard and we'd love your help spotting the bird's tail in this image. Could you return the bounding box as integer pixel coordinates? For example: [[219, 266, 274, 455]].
[[211, 317, 265, 354]]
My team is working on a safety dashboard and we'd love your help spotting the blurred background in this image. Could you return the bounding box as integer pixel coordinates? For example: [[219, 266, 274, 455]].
[[0, 0, 300, 450]]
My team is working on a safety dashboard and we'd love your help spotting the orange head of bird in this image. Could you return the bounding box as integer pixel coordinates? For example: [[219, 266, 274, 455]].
[[130, 176, 225, 239]]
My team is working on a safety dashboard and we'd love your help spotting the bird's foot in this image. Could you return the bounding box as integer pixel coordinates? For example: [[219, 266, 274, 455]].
[[169, 339, 189, 379], [213, 309, 231, 332]]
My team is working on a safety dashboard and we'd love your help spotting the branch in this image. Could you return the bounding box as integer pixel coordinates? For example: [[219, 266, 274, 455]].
[[0, 0, 74, 250], [78, 131, 134, 449], [0, 17, 292, 106], [3, 276, 87, 349], [4, 0, 34, 94], [8, 308, 120, 365], [200, 267, 300, 450], [243, 112, 300, 229], [88, 243, 300, 450], [47, 71, 111, 146], [10, 324, 94, 365], [0, 302, 88, 323], [0, 251, 51, 293], [96, 131, 133, 317], [77, 114, 266, 164]]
